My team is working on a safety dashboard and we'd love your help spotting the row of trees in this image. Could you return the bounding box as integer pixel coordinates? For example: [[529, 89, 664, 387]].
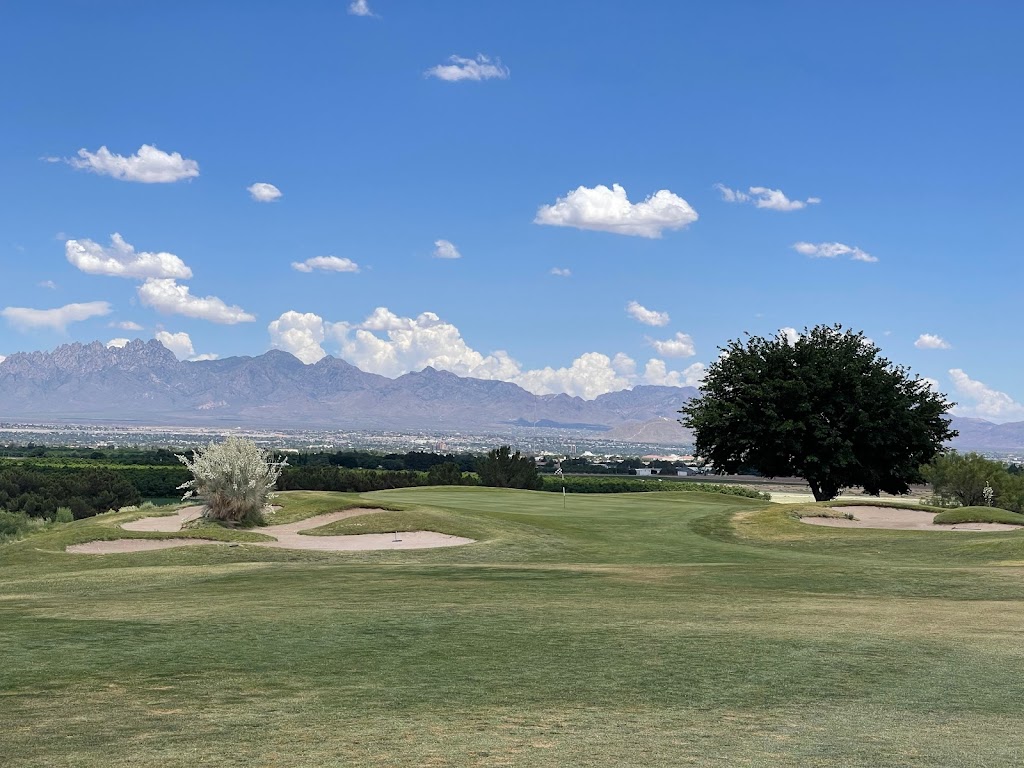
[[0, 466, 141, 519], [923, 452, 1024, 512], [0, 446, 535, 523], [287, 450, 480, 472], [0, 445, 184, 465]]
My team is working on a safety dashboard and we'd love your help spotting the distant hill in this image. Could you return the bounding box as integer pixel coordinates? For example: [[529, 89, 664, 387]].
[[604, 418, 692, 444], [0, 340, 699, 436], [947, 416, 1024, 455], [1, 340, 1019, 452]]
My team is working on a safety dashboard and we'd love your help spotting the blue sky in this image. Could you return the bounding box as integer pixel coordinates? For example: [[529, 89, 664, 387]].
[[1, 1, 1022, 419]]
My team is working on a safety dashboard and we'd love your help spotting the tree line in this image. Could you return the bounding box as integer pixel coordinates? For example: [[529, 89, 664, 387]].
[[286, 450, 480, 472], [0, 465, 141, 519], [923, 452, 1024, 512], [13, 434, 1007, 524]]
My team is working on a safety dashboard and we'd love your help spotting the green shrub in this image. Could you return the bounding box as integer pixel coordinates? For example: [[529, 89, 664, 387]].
[[0, 509, 45, 541], [477, 446, 542, 490], [55, 506, 74, 523], [923, 452, 1019, 511], [278, 466, 428, 492], [427, 462, 467, 486]]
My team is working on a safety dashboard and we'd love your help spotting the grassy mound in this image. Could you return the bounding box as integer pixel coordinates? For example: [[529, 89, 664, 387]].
[[821, 499, 944, 513], [730, 503, 1024, 567], [793, 507, 855, 520], [933, 506, 1024, 526], [301, 508, 488, 541]]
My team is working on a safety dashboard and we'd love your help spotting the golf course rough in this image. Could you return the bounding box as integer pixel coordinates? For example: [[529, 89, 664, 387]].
[[2, 487, 1024, 767]]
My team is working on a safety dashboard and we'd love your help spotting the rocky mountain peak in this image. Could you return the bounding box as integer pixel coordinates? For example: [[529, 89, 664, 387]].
[[111, 339, 180, 370]]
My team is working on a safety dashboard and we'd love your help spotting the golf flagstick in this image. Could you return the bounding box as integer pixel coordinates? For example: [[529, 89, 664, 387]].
[[555, 463, 565, 511]]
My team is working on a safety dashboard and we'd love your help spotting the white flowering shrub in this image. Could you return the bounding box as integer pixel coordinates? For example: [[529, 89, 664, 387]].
[[983, 481, 995, 507], [177, 437, 288, 525]]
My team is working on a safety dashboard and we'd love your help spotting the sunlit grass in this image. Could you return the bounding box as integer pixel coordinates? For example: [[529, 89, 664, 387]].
[[2, 488, 1024, 766]]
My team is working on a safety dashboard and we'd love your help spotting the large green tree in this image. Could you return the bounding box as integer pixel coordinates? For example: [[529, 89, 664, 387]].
[[680, 324, 957, 501], [477, 446, 542, 490]]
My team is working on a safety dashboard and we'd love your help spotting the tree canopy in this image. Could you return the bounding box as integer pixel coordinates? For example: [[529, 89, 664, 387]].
[[477, 446, 542, 490], [680, 324, 957, 501], [923, 451, 1024, 512], [427, 462, 467, 486]]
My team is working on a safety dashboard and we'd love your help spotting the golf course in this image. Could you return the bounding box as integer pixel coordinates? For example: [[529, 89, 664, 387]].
[[3, 487, 1024, 767]]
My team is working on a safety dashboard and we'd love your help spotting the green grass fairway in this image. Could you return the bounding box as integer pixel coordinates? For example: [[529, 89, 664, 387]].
[[3, 488, 1024, 767]]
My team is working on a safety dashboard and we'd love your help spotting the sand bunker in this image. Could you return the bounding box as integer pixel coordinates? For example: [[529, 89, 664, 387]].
[[801, 505, 1021, 532], [121, 507, 203, 532], [66, 538, 223, 554], [67, 506, 475, 554], [250, 509, 474, 552]]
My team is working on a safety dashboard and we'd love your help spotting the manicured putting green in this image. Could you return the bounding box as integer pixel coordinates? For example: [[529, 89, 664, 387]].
[[2, 488, 1023, 767]]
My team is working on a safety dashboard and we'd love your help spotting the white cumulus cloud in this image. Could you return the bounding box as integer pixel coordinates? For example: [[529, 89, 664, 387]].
[[1, 301, 112, 331], [247, 182, 282, 202], [536, 183, 698, 238], [333, 309, 520, 381], [272, 307, 707, 399], [155, 331, 194, 360], [550, 267, 571, 277], [715, 184, 820, 211], [949, 369, 1024, 422], [291, 256, 360, 273], [780, 327, 800, 345], [154, 330, 218, 362], [65, 233, 193, 280], [515, 353, 635, 400], [110, 320, 144, 331], [69, 144, 199, 183], [643, 359, 706, 387], [359, 306, 415, 332], [426, 54, 510, 82], [915, 333, 951, 350], [268, 311, 328, 364], [612, 352, 637, 377], [433, 239, 461, 259], [106, 338, 130, 348], [793, 241, 877, 263], [138, 279, 255, 324], [648, 332, 696, 358], [348, 0, 376, 16], [626, 301, 670, 327], [0, 355, 6, 364]]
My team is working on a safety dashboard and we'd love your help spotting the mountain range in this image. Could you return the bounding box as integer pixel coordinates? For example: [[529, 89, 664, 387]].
[[1, 340, 1021, 454], [0, 340, 698, 438]]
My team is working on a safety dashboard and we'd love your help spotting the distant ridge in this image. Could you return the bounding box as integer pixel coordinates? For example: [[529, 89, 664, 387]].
[[0, 340, 1017, 451], [0, 340, 698, 439]]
